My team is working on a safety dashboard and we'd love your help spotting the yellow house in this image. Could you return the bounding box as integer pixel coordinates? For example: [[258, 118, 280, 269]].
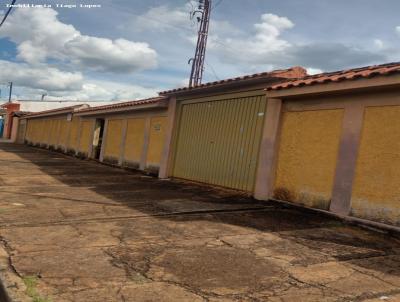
[[74, 97, 169, 174], [17, 62, 400, 228], [21, 98, 169, 175], [22, 104, 89, 152], [256, 62, 400, 227], [158, 67, 307, 192]]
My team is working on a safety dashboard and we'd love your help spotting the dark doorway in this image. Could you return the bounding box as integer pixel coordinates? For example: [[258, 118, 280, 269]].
[[92, 118, 105, 160]]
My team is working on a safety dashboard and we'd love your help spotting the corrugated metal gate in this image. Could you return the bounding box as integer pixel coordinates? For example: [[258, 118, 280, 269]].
[[173, 95, 266, 192]]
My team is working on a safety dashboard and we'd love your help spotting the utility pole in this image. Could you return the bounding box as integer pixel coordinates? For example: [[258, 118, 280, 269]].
[[8, 82, 13, 103], [189, 0, 212, 88]]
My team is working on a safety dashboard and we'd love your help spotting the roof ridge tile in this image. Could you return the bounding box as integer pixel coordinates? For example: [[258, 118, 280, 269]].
[[266, 62, 400, 91]]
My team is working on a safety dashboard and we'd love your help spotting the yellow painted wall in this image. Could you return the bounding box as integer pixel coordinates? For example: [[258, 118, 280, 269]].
[[35, 120, 43, 144], [124, 118, 146, 164], [26, 118, 61, 146], [33, 120, 41, 143], [32, 120, 39, 143], [146, 116, 167, 168], [25, 120, 33, 142], [31, 119, 44, 144], [48, 119, 55, 146], [49, 119, 60, 146], [42, 119, 52, 144], [29, 120, 36, 143], [351, 105, 400, 225], [68, 117, 80, 151], [78, 120, 93, 155], [58, 119, 69, 148], [16, 119, 26, 143], [274, 109, 344, 209], [104, 119, 123, 159]]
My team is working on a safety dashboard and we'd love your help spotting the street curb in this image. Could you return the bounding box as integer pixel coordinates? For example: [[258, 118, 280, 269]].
[[0, 243, 30, 302]]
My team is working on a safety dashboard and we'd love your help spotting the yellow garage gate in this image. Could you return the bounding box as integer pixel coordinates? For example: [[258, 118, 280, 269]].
[[173, 95, 266, 192]]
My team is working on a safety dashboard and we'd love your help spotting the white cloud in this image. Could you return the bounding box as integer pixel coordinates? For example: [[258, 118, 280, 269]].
[[0, 60, 83, 91], [250, 14, 294, 51], [16, 81, 156, 112], [17, 101, 112, 113], [133, 5, 290, 73], [256, 14, 294, 33], [211, 13, 293, 65], [0, 8, 157, 73], [396, 26, 400, 35], [15, 78, 157, 102], [180, 78, 190, 87], [0, 60, 159, 103], [9, 79, 158, 105], [132, 3, 241, 42], [374, 39, 384, 49], [55, 80, 158, 101], [133, 4, 191, 32], [306, 67, 323, 75], [65, 36, 157, 73], [0, 8, 79, 64], [209, 13, 386, 72]]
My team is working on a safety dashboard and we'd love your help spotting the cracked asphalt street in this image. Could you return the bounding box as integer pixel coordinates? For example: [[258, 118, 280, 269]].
[[1, 143, 400, 302]]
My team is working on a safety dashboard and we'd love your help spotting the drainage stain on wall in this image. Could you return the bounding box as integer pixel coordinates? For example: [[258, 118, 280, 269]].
[[274, 109, 344, 210], [351, 105, 400, 225]]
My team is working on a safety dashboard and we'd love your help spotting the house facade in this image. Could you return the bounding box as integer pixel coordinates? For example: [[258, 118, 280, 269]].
[[16, 62, 400, 229]]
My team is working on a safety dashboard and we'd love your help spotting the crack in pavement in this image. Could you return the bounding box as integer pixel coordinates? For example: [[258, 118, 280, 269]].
[[2, 144, 400, 302]]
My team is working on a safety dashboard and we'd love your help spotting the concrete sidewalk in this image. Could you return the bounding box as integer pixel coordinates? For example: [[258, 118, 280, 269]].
[[0, 143, 400, 302]]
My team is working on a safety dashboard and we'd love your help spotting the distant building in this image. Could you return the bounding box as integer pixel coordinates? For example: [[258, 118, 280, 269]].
[[0, 102, 21, 139], [16, 100, 114, 112]]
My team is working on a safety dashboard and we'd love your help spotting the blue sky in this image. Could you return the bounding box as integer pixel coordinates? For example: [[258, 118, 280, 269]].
[[1, 0, 400, 106]]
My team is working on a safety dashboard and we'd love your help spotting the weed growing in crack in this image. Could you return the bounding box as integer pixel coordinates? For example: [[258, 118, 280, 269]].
[[129, 272, 149, 284], [23, 276, 52, 302]]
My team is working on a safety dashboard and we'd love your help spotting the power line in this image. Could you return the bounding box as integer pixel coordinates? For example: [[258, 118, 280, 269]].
[[0, 0, 16, 28], [205, 60, 220, 81], [101, 2, 197, 35], [211, 0, 223, 10]]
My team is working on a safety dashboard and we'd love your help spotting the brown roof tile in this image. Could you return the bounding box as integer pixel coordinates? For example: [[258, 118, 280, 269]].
[[159, 66, 307, 95], [76, 96, 167, 114], [24, 104, 88, 118], [266, 62, 400, 91]]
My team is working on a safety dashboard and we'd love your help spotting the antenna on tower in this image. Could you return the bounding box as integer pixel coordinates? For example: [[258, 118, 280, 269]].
[[188, 0, 212, 88]]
